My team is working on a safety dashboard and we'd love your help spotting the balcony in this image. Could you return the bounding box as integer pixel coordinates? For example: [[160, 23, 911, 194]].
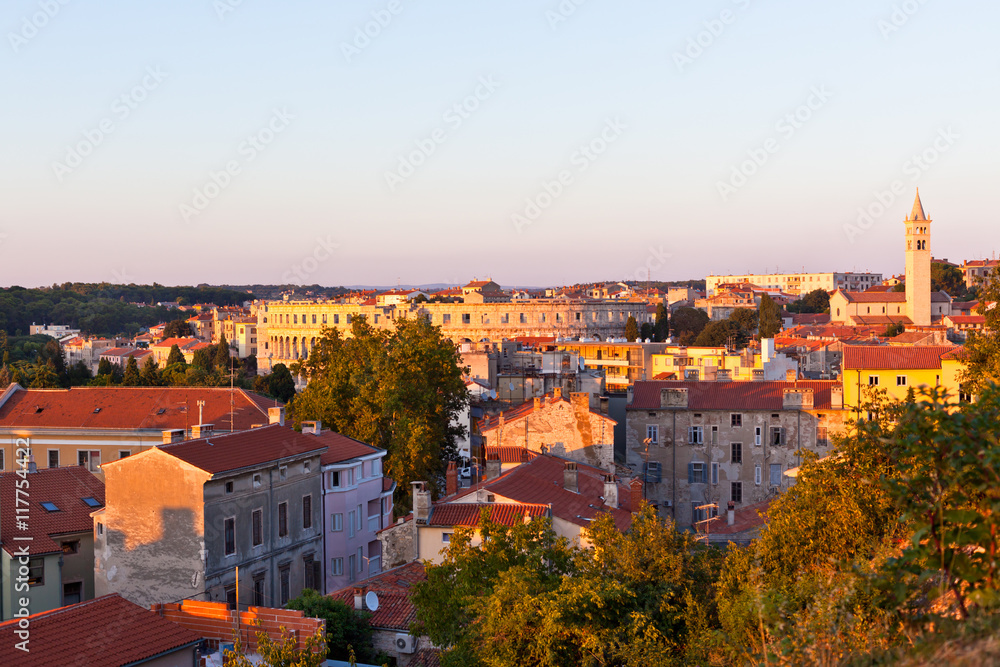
[[582, 357, 629, 367], [367, 515, 380, 533]]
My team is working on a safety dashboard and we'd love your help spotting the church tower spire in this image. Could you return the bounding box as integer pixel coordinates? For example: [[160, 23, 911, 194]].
[[904, 189, 931, 326]]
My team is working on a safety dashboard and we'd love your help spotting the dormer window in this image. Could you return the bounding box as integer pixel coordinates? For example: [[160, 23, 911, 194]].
[[41, 502, 59, 512]]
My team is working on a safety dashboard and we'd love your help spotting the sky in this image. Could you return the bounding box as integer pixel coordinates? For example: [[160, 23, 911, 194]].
[[2, 0, 998, 288]]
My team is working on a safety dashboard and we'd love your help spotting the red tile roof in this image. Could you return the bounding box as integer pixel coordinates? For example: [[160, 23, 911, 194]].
[[0, 594, 202, 667], [483, 445, 537, 464], [838, 291, 906, 303], [947, 315, 986, 325], [0, 466, 105, 556], [0, 387, 280, 432], [628, 380, 842, 411], [151, 337, 202, 349], [406, 648, 442, 667], [790, 313, 831, 326], [842, 345, 958, 370], [147, 424, 326, 475], [428, 502, 549, 527], [485, 455, 633, 531], [328, 561, 426, 631], [704, 499, 772, 536], [315, 430, 380, 465], [383, 476, 396, 493]]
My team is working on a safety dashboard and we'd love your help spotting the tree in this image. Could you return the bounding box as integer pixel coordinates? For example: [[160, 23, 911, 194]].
[[286, 588, 378, 663], [639, 322, 654, 341], [624, 315, 639, 342], [121, 356, 141, 386], [29, 361, 60, 388], [786, 288, 830, 314], [290, 317, 468, 510], [694, 318, 749, 348], [257, 363, 296, 402], [931, 262, 965, 296], [757, 293, 782, 339], [165, 344, 186, 367], [224, 624, 326, 667], [97, 358, 115, 377], [670, 307, 710, 345], [654, 303, 669, 342], [884, 322, 905, 337], [140, 356, 161, 386], [66, 360, 93, 386], [214, 335, 232, 370], [729, 307, 759, 335], [191, 347, 214, 372], [162, 319, 194, 338], [960, 266, 1000, 395]]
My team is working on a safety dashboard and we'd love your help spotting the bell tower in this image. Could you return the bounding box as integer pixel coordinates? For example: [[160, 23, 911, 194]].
[[904, 189, 931, 326]]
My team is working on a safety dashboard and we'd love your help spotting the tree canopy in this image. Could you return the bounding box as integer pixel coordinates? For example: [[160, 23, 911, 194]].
[[757, 293, 782, 339], [785, 288, 830, 314], [670, 307, 710, 345]]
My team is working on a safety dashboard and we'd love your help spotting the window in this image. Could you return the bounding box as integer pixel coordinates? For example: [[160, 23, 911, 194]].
[[330, 470, 341, 488], [118, 450, 131, 459], [754, 465, 762, 485], [770, 464, 782, 487], [711, 462, 719, 485], [688, 462, 707, 484], [304, 554, 320, 591], [731, 414, 742, 427], [279, 565, 290, 605], [312, 314, 317, 324], [253, 473, 262, 488], [817, 427, 829, 446], [646, 424, 658, 444], [688, 426, 703, 445], [442, 532, 452, 543], [225, 481, 234, 494], [96, 522, 104, 536], [277, 502, 288, 537], [348, 555, 357, 583], [731, 442, 742, 464], [225, 586, 237, 610], [331, 513, 343, 532], [462, 313, 471, 324], [371, 458, 381, 477], [303, 495, 312, 529], [442, 313, 451, 324], [27, 557, 44, 585], [253, 574, 265, 607], [63, 581, 83, 605], [771, 427, 784, 446], [357, 504, 363, 530], [82, 497, 101, 508], [348, 510, 355, 538], [252, 509, 263, 547], [224, 518, 236, 555], [868, 375, 880, 386], [78, 450, 101, 472], [896, 375, 907, 386], [642, 461, 662, 483], [48, 450, 59, 468], [61, 540, 80, 555], [333, 314, 340, 324], [357, 547, 364, 573], [754, 427, 762, 446], [731, 481, 743, 504], [41, 501, 59, 512], [711, 425, 718, 445], [279, 466, 287, 480]]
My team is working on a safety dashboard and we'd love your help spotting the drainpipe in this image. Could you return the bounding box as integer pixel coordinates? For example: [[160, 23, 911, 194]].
[[671, 409, 677, 522]]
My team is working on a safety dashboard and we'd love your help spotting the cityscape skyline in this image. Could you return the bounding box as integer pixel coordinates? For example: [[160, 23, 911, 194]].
[[3, 0, 998, 288]]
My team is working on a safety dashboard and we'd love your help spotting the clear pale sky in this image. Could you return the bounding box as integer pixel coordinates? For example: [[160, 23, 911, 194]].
[[2, 0, 997, 288]]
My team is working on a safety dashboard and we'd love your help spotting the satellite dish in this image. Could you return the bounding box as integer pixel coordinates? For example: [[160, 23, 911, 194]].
[[509, 382, 515, 390], [365, 591, 379, 612]]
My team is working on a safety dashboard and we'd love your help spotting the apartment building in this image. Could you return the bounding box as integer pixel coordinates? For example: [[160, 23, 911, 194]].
[[706, 272, 882, 297]]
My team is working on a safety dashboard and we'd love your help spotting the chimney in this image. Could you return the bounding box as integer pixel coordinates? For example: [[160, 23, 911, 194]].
[[412, 482, 431, 523], [630, 477, 643, 512], [533, 397, 542, 411], [162, 429, 184, 444], [782, 388, 814, 410], [268, 406, 285, 426], [786, 369, 797, 382], [191, 424, 214, 439], [553, 387, 562, 400], [563, 461, 578, 493], [727, 500, 735, 526], [831, 385, 844, 409], [660, 387, 688, 409], [301, 420, 322, 435], [353, 588, 364, 611], [599, 396, 609, 415], [446, 461, 458, 496], [485, 456, 501, 481], [603, 474, 618, 509]]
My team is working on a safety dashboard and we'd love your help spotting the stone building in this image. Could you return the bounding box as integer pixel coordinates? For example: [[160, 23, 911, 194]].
[[254, 298, 642, 374], [478, 388, 616, 471], [625, 380, 848, 530], [94, 423, 326, 610]]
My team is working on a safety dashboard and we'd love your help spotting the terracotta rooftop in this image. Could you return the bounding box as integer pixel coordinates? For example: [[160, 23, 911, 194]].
[[134, 424, 327, 476], [702, 499, 772, 536], [483, 445, 538, 464], [314, 430, 381, 466], [0, 594, 202, 667], [842, 345, 959, 370], [946, 315, 986, 325], [329, 561, 426, 632], [0, 466, 105, 556], [0, 386, 281, 432], [428, 502, 549, 528], [838, 291, 907, 303], [628, 380, 843, 412], [790, 313, 831, 326]]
